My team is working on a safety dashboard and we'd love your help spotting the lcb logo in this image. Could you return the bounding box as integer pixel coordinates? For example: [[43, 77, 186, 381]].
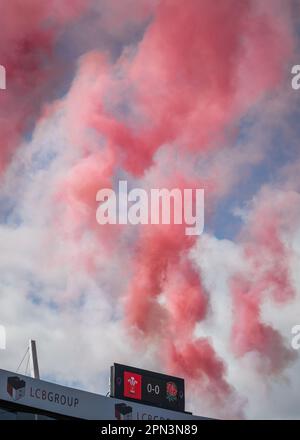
[[7, 376, 26, 401], [0, 65, 6, 90], [115, 403, 133, 420]]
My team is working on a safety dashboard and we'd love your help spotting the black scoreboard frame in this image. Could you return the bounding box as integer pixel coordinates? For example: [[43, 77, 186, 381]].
[[110, 363, 185, 412]]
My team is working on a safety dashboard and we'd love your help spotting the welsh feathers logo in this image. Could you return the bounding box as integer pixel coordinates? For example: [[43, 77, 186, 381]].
[[7, 376, 26, 401], [127, 376, 138, 394], [166, 381, 178, 402], [123, 371, 142, 400]]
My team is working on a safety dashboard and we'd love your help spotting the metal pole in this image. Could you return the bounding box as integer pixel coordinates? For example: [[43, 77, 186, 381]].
[[29, 340, 40, 380]]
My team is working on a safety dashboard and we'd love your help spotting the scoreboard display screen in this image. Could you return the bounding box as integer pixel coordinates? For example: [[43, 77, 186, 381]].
[[110, 363, 185, 412]]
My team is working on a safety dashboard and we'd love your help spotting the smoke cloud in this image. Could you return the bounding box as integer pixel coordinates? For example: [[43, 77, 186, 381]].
[[0, 0, 299, 419]]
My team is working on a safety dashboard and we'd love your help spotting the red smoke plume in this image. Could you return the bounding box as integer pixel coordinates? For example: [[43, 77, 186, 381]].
[[3, 0, 297, 417], [52, 0, 295, 415], [0, 0, 86, 173], [231, 190, 300, 373], [120, 0, 294, 413]]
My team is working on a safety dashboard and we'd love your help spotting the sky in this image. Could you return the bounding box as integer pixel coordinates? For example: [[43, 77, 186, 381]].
[[0, 0, 300, 419]]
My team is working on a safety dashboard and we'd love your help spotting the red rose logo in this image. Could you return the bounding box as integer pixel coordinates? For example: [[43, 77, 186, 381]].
[[166, 382, 178, 402]]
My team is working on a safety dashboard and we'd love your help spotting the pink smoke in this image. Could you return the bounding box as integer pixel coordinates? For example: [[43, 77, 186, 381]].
[[230, 190, 300, 373], [119, 0, 294, 412], [5, 0, 297, 417], [0, 0, 87, 173]]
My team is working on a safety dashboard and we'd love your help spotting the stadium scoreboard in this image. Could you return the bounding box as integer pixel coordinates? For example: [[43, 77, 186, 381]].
[[110, 363, 185, 412]]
